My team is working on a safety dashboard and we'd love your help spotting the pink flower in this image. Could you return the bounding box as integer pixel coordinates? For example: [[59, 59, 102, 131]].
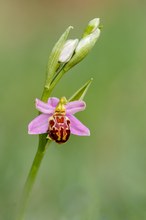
[[28, 97, 90, 144]]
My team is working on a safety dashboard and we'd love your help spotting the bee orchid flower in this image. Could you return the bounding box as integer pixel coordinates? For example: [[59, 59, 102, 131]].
[[28, 97, 90, 143]]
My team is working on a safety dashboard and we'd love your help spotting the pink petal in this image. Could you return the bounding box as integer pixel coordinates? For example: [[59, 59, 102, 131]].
[[35, 99, 54, 114], [47, 97, 59, 108], [28, 114, 50, 134], [66, 100, 86, 114], [67, 114, 90, 136]]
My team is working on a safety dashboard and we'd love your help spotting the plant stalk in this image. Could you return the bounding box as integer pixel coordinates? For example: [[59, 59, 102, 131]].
[[16, 137, 51, 220]]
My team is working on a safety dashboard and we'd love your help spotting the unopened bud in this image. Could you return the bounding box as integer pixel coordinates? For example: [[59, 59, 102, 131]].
[[64, 18, 101, 72], [83, 18, 100, 37], [76, 28, 100, 53], [59, 39, 79, 63]]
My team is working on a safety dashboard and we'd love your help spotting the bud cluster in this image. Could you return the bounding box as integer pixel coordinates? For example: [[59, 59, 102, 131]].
[[59, 18, 101, 70], [44, 18, 101, 94]]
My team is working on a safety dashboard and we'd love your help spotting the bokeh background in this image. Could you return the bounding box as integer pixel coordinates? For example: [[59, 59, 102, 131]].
[[0, 0, 146, 219]]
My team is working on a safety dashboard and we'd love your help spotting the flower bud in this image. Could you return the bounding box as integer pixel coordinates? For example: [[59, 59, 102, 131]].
[[64, 18, 101, 72], [59, 39, 79, 63], [82, 18, 100, 37], [76, 28, 100, 53]]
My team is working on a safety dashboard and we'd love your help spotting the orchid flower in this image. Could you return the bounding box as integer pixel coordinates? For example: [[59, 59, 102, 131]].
[[28, 97, 90, 143], [17, 18, 101, 220]]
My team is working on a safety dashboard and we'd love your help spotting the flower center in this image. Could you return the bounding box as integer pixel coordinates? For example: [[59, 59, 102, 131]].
[[55, 96, 67, 114], [47, 97, 70, 144]]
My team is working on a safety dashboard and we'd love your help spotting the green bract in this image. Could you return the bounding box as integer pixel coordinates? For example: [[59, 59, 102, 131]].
[[45, 26, 73, 89], [68, 78, 93, 102]]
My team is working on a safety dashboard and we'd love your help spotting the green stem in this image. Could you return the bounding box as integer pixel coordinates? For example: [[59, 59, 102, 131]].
[[16, 78, 54, 220], [41, 87, 52, 102], [16, 137, 51, 220], [40, 69, 66, 102], [49, 68, 66, 92], [16, 66, 57, 220]]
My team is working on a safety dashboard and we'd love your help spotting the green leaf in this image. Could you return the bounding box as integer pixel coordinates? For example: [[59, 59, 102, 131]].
[[68, 78, 93, 102], [45, 26, 73, 88]]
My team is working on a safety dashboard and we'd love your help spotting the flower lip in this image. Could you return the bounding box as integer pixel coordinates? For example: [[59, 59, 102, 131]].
[[28, 97, 90, 142]]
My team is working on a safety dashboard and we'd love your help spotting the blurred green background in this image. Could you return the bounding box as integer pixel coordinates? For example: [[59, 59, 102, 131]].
[[0, 0, 146, 219]]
